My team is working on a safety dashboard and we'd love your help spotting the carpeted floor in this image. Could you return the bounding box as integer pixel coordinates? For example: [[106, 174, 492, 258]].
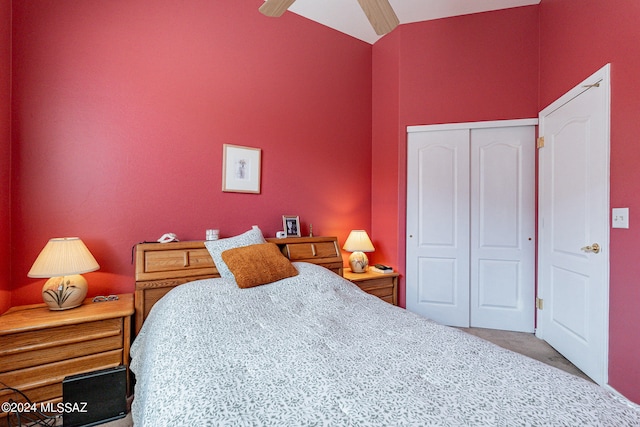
[[457, 326, 593, 382], [99, 327, 591, 426]]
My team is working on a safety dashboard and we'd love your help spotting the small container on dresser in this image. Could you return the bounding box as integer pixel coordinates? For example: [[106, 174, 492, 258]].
[[0, 294, 134, 419], [343, 268, 399, 306]]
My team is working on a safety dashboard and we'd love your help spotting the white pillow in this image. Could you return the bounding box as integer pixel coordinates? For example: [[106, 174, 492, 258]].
[[204, 226, 266, 279]]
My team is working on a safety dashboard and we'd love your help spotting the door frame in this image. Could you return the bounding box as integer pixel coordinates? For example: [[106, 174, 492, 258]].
[[536, 64, 611, 385], [408, 119, 538, 133]]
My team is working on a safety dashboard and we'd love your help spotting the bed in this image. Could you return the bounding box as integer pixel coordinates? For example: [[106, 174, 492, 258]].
[[130, 227, 640, 426]]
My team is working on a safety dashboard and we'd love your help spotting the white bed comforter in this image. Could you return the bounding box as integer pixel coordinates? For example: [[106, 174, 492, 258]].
[[130, 263, 640, 426]]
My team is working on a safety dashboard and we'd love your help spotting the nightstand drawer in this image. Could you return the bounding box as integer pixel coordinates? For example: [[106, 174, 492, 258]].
[[359, 282, 394, 299], [0, 349, 123, 403], [0, 382, 59, 407], [0, 318, 123, 372], [355, 276, 394, 291], [343, 269, 399, 306]]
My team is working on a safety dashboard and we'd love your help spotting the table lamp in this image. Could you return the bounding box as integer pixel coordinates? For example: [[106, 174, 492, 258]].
[[343, 230, 375, 273], [28, 237, 100, 311]]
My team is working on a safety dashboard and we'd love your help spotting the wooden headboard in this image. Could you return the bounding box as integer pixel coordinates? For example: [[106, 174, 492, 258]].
[[134, 236, 343, 334]]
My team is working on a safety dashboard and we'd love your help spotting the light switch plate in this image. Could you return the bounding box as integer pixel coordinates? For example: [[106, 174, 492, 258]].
[[612, 208, 629, 229]]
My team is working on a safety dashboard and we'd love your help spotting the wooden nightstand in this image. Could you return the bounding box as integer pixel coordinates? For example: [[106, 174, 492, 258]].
[[344, 268, 399, 306], [0, 294, 134, 414]]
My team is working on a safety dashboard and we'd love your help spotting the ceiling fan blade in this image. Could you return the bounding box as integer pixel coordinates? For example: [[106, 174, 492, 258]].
[[259, 0, 297, 17], [357, 0, 400, 35]]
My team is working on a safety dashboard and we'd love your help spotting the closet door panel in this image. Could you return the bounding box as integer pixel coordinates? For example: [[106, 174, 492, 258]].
[[470, 126, 535, 332], [419, 145, 459, 246], [407, 129, 470, 327], [476, 142, 520, 248]]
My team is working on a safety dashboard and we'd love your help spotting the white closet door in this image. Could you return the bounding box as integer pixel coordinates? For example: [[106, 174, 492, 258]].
[[406, 129, 470, 327], [406, 120, 536, 331], [470, 126, 535, 333]]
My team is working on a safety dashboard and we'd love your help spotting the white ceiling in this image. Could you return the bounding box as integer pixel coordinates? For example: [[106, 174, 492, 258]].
[[280, 0, 541, 44]]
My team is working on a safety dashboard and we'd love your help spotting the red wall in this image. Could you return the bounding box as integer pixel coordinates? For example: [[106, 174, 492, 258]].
[[539, 0, 640, 404], [372, 6, 539, 307], [9, 0, 372, 305], [371, 31, 401, 281], [0, 0, 11, 314]]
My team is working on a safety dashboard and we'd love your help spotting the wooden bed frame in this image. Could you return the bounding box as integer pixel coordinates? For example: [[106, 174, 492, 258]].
[[134, 236, 343, 335]]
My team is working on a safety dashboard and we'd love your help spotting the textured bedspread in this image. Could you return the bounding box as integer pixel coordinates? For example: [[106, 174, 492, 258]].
[[130, 263, 640, 426]]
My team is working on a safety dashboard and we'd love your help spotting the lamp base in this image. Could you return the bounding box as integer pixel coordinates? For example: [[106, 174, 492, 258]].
[[42, 275, 88, 310], [348, 251, 369, 273]]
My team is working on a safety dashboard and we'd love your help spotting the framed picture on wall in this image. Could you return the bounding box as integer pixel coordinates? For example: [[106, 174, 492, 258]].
[[222, 144, 262, 194], [282, 215, 301, 237]]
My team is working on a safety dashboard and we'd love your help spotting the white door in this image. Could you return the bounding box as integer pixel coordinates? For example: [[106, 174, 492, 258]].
[[470, 127, 535, 332], [406, 129, 470, 327], [406, 120, 536, 332], [537, 64, 610, 385]]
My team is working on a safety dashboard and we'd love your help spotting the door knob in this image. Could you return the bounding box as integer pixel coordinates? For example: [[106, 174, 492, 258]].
[[581, 243, 600, 254]]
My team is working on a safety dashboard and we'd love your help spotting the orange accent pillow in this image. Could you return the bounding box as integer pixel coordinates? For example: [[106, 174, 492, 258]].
[[221, 242, 299, 288]]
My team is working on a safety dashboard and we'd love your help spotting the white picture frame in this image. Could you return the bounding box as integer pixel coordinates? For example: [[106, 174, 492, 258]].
[[222, 144, 261, 194], [282, 215, 301, 237]]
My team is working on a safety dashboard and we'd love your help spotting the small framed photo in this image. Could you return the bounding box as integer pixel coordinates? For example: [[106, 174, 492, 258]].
[[282, 215, 301, 237], [222, 144, 261, 194]]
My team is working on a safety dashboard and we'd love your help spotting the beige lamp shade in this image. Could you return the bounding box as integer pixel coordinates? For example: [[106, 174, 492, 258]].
[[343, 230, 375, 252], [343, 230, 375, 273], [28, 237, 100, 310]]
